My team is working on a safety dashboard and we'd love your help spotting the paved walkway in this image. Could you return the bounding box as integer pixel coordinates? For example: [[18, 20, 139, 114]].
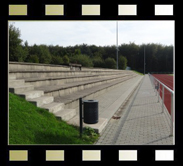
[[95, 75, 173, 145]]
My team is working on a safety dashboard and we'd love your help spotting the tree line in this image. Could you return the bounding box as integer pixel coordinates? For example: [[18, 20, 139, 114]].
[[9, 24, 173, 73]]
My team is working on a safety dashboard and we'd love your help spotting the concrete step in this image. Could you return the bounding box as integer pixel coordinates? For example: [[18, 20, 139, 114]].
[[9, 84, 34, 94], [28, 96, 54, 107], [67, 117, 108, 134], [41, 102, 65, 113], [10, 61, 134, 73], [10, 70, 127, 79], [38, 75, 132, 98], [24, 73, 126, 88], [54, 109, 76, 121], [56, 75, 138, 113], [9, 74, 16, 80], [9, 79, 25, 86], [17, 90, 44, 100], [9, 61, 70, 71]]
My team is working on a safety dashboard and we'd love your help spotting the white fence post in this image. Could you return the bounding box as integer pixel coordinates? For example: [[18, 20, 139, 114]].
[[170, 92, 173, 136], [158, 82, 160, 102], [162, 86, 164, 113]]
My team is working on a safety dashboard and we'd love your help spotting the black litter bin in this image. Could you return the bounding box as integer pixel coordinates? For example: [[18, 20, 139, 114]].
[[83, 100, 98, 124]]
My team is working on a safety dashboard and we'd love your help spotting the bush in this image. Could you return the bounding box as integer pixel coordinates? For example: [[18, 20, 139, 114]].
[[28, 55, 39, 63], [105, 57, 116, 69], [119, 56, 128, 70], [51, 56, 63, 65], [92, 57, 105, 68], [63, 55, 70, 64], [83, 127, 98, 137], [70, 54, 93, 67]]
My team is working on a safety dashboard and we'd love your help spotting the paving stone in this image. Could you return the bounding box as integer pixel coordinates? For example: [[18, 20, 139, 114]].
[[96, 75, 173, 145]]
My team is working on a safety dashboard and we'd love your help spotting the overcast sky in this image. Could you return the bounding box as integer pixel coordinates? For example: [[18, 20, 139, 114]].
[[10, 21, 174, 47]]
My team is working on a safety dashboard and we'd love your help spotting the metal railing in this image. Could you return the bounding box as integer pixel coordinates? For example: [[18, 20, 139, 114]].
[[149, 74, 174, 136]]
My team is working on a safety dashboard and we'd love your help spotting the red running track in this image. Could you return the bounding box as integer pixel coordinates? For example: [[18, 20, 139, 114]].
[[152, 74, 173, 114]]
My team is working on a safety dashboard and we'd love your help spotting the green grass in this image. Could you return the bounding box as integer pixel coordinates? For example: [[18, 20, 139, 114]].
[[132, 70, 144, 75], [9, 92, 99, 145]]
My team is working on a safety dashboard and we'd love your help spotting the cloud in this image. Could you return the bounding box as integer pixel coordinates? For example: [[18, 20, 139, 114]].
[[118, 21, 174, 45], [11, 20, 174, 47]]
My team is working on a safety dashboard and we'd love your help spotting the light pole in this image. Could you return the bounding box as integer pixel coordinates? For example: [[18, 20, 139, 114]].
[[116, 21, 118, 69], [144, 45, 145, 75]]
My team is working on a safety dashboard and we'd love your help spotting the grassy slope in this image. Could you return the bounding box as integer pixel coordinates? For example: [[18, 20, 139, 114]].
[[9, 92, 98, 144]]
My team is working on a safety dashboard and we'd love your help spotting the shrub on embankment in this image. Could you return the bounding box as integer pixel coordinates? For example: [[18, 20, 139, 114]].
[[9, 92, 98, 144]]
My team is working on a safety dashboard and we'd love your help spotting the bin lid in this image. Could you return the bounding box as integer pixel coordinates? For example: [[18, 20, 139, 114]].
[[83, 100, 98, 103]]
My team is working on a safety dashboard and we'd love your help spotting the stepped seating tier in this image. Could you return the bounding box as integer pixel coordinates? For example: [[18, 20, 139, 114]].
[[20, 73, 128, 88], [9, 62, 140, 133], [9, 70, 126, 79], [54, 74, 136, 112], [35, 74, 132, 97]]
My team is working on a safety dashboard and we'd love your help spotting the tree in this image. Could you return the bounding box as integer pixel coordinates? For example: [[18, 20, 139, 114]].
[[74, 49, 81, 55], [119, 42, 139, 70], [38, 45, 52, 64], [105, 58, 116, 69], [119, 56, 127, 70], [80, 44, 92, 57], [70, 54, 93, 67], [103, 45, 116, 60], [51, 56, 63, 65], [48, 45, 64, 57], [28, 55, 39, 63], [29, 44, 51, 64], [92, 56, 105, 68], [23, 41, 31, 62], [63, 55, 70, 64], [9, 24, 27, 62]]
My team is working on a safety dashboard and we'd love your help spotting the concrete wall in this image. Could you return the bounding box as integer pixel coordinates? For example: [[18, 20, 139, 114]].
[[9, 62, 70, 71], [9, 61, 122, 72]]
